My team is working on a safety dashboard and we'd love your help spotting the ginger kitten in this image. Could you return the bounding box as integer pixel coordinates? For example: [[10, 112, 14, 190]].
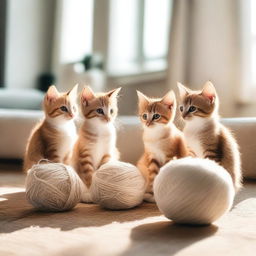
[[72, 86, 121, 198], [178, 81, 242, 190], [23, 85, 78, 171], [137, 90, 191, 202]]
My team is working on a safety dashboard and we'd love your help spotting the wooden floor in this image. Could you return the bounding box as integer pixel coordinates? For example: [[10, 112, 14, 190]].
[[1, 163, 256, 256]]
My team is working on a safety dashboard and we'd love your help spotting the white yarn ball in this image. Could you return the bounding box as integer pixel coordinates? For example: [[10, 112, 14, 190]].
[[91, 161, 146, 210], [154, 158, 235, 225], [25, 163, 82, 212]]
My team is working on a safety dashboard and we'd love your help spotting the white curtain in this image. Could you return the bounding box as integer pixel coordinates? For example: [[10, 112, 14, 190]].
[[167, 0, 252, 117], [237, 0, 256, 103]]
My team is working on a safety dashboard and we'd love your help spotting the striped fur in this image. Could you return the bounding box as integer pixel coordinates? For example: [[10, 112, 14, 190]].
[[23, 85, 78, 171], [136, 90, 191, 202], [178, 81, 242, 190], [72, 87, 121, 190]]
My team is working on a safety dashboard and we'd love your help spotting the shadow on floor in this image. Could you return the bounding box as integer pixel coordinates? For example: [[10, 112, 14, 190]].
[[0, 191, 161, 233], [121, 221, 218, 256], [1, 180, 255, 235], [119, 181, 256, 256]]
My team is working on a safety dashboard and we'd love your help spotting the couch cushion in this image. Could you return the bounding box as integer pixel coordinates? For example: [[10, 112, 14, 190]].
[[222, 118, 256, 179], [0, 109, 43, 159], [0, 88, 44, 110]]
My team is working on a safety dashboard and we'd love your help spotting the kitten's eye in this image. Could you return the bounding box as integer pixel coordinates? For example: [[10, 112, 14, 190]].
[[60, 106, 68, 112], [110, 108, 114, 114], [96, 108, 104, 115], [180, 106, 183, 112], [153, 113, 161, 120], [142, 114, 147, 120], [188, 106, 197, 112]]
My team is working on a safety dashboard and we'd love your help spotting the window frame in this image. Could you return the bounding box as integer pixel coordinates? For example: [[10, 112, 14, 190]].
[[53, 0, 173, 87], [95, 0, 173, 81]]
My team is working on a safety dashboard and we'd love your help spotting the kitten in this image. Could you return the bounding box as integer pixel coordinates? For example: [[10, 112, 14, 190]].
[[23, 85, 78, 171], [72, 86, 121, 194], [137, 90, 191, 203], [178, 81, 242, 190]]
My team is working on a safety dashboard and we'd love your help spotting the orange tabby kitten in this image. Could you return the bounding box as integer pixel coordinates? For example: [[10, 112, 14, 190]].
[[23, 85, 78, 171], [137, 90, 191, 202], [178, 81, 242, 190], [72, 86, 121, 199]]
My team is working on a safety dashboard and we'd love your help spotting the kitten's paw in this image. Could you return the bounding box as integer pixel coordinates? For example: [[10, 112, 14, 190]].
[[143, 192, 156, 203], [80, 192, 93, 203], [80, 183, 93, 203]]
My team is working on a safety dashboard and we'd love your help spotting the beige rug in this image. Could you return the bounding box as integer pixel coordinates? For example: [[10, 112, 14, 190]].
[[0, 167, 256, 256]]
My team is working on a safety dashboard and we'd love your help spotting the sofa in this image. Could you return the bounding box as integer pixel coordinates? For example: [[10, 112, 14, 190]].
[[0, 108, 256, 178], [0, 110, 256, 256]]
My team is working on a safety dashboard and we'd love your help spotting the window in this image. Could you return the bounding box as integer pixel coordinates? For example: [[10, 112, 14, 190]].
[[54, 0, 172, 83], [108, 0, 172, 76], [108, 0, 138, 73], [57, 0, 94, 64], [144, 0, 171, 60]]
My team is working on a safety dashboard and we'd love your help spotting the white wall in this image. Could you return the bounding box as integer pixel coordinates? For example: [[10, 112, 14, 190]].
[[107, 76, 169, 116], [5, 0, 55, 88]]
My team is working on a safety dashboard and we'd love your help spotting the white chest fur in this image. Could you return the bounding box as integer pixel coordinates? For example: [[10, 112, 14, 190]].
[[143, 124, 171, 165], [47, 118, 77, 158], [58, 121, 77, 157], [86, 119, 117, 169], [183, 117, 210, 158]]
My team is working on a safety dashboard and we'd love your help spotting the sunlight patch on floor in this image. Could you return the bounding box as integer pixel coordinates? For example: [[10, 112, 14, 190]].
[[0, 187, 24, 196]]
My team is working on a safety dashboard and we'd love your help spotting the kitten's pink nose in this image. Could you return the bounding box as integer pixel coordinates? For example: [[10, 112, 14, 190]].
[[182, 113, 187, 119], [146, 121, 151, 126], [69, 113, 74, 118], [105, 116, 110, 122]]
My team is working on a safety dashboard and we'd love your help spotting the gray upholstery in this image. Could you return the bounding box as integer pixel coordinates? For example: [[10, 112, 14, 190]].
[[0, 88, 44, 110]]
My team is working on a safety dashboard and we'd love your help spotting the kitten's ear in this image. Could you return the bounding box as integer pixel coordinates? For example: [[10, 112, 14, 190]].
[[137, 90, 149, 106], [67, 84, 78, 99], [46, 85, 59, 102], [81, 86, 96, 105], [177, 82, 189, 99], [201, 81, 216, 103], [161, 90, 176, 109], [106, 87, 121, 98]]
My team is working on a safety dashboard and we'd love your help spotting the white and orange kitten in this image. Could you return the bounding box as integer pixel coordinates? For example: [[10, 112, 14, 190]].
[[137, 90, 191, 202], [72, 86, 121, 202], [24, 85, 78, 171], [178, 81, 242, 190]]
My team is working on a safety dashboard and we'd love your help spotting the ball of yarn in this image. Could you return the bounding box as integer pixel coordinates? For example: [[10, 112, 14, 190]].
[[154, 157, 235, 225], [25, 163, 82, 212], [91, 161, 146, 210]]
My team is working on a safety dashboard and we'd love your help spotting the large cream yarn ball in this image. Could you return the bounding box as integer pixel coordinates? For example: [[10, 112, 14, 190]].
[[91, 161, 146, 210], [25, 163, 82, 212], [154, 158, 235, 225]]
